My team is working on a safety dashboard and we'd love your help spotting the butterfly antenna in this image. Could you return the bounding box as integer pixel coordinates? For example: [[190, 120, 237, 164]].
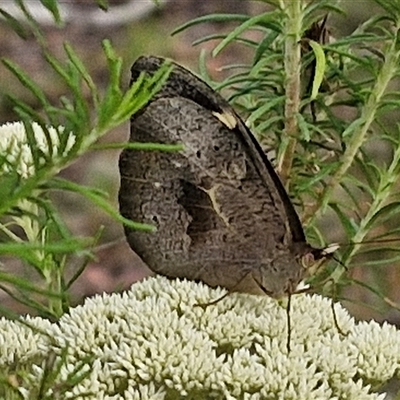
[[331, 254, 349, 272], [344, 237, 400, 246]]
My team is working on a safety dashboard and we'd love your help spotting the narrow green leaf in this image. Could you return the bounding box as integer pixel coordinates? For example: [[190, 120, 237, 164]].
[[329, 202, 358, 237], [43, 51, 72, 84], [0, 238, 91, 256], [0, 270, 61, 298], [296, 113, 311, 141], [192, 34, 227, 47], [343, 174, 376, 198], [297, 163, 337, 192], [50, 178, 156, 232], [247, 96, 285, 125], [308, 40, 326, 100], [360, 254, 400, 267], [198, 50, 213, 85], [64, 42, 99, 107], [342, 119, 364, 138], [255, 116, 284, 134], [365, 202, 400, 231], [372, 0, 400, 19], [106, 60, 172, 129], [303, 1, 344, 22], [253, 30, 280, 64], [0, 8, 29, 39], [172, 14, 250, 36], [103, 39, 123, 93], [40, 0, 61, 23], [213, 13, 270, 57], [2, 59, 49, 107], [5, 93, 45, 125]]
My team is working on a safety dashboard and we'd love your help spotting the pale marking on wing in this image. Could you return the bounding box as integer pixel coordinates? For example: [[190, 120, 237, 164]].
[[212, 110, 237, 129], [199, 184, 232, 229]]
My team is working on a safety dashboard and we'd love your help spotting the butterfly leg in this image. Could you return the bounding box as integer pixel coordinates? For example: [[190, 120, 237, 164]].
[[194, 270, 257, 308], [286, 293, 292, 353], [193, 291, 231, 309], [252, 275, 292, 352], [293, 281, 348, 336]]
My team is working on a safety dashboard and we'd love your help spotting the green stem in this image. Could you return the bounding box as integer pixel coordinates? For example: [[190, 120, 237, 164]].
[[304, 28, 400, 225], [278, 0, 303, 184], [48, 259, 64, 318]]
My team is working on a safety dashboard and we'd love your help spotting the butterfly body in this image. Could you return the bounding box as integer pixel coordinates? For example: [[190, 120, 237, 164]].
[[119, 56, 321, 298]]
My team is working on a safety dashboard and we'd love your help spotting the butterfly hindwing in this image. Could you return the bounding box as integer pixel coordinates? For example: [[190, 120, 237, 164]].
[[119, 55, 317, 297]]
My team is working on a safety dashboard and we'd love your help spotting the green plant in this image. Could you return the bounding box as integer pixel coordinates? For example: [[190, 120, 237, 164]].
[[0, 0, 176, 320], [1, 0, 400, 397], [173, 0, 400, 314]]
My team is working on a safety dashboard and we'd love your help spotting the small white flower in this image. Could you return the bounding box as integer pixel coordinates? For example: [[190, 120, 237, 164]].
[[0, 121, 75, 178], [0, 276, 398, 399], [0, 316, 51, 365]]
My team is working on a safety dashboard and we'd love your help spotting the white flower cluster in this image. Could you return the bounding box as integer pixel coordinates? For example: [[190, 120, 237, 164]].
[[0, 121, 75, 178], [0, 316, 51, 365], [0, 276, 399, 399]]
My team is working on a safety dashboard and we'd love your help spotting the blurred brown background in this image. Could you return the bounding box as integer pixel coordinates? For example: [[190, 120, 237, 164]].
[[0, 0, 392, 321]]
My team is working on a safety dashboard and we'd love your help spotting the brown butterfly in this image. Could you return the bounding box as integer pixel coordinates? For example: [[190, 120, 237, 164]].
[[118, 55, 330, 300]]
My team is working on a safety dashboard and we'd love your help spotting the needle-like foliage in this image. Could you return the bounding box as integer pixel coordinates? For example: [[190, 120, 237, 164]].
[[0, 0, 175, 319]]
